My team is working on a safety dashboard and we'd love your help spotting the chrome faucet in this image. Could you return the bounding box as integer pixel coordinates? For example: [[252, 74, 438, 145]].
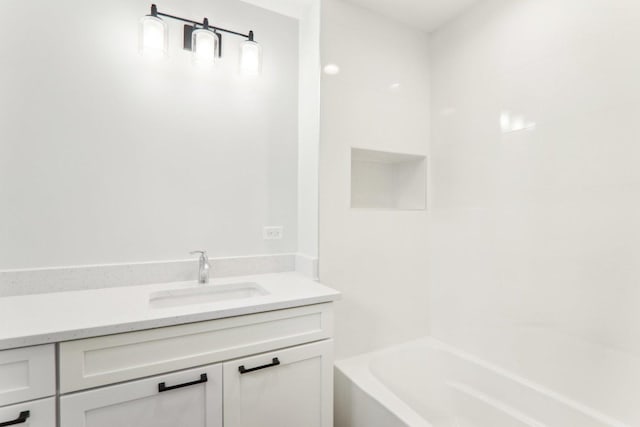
[[190, 251, 210, 284]]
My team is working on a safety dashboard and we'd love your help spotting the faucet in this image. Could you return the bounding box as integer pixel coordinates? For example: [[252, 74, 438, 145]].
[[190, 251, 210, 284]]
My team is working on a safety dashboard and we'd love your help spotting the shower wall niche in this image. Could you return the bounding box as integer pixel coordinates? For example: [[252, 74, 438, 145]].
[[350, 148, 427, 210]]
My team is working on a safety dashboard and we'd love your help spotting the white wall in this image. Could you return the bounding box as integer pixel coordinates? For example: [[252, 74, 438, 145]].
[[222, 0, 321, 275], [296, 0, 321, 263], [0, 0, 299, 270], [429, 0, 640, 423], [319, 0, 430, 359]]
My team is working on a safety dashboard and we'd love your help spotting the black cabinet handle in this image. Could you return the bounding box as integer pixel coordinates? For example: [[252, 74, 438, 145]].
[[239, 357, 281, 374], [158, 373, 208, 393], [0, 411, 30, 427]]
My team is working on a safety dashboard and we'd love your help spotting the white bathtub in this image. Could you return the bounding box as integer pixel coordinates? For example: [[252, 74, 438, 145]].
[[334, 338, 631, 427]]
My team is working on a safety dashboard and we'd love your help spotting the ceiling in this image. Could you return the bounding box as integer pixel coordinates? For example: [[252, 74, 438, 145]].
[[344, 0, 479, 32]]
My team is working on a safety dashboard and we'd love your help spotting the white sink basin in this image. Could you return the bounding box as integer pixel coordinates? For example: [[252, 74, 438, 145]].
[[149, 282, 269, 308]]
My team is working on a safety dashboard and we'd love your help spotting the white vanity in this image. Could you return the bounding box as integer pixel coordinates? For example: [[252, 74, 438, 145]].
[[0, 273, 339, 427]]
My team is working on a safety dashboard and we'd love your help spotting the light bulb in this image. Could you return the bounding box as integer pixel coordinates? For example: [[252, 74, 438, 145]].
[[192, 29, 218, 66], [139, 15, 168, 59], [240, 38, 262, 76]]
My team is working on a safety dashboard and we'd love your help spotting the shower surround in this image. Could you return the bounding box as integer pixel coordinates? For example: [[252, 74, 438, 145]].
[[428, 0, 640, 424]]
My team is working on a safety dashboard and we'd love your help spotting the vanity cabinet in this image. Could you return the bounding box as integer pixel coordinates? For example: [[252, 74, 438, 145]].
[[3, 303, 334, 427], [58, 303, 333, 393], [0, 344, 56, 427], [60, 364, 223, 427], [223, 340, 333, 427], [0, 398, 55, 427], [0, 345, 55, 407]]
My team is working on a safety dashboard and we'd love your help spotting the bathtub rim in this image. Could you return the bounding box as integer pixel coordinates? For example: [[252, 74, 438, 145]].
[[335, 337, 632, 427], [335, 344, 433, 427]]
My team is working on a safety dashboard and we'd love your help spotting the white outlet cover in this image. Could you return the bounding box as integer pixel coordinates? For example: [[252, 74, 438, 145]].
[[263, 226, 284, 240]]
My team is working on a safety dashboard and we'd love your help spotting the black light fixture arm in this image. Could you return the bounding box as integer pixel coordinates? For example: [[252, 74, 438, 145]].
[[150, 4, 254, 40]]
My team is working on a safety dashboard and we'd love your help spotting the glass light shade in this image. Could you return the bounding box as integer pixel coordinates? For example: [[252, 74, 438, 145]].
[[192, 29, 218, 66], [139, 15, 168, 59], [239, 40, 262, 76]]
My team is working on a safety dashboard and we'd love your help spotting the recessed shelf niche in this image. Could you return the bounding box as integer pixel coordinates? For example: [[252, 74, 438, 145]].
[[350, 148, 427, 210]]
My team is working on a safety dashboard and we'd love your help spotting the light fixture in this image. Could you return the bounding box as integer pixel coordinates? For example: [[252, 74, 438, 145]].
[[240, 31, 263, 76], [139, 4, 168, 58], [191, 19, 218, 66], [140, 4, 262, 75]]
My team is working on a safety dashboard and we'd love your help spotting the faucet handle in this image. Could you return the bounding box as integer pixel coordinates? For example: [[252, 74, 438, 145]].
[[190, 250, 208, 260], [190, 251, 210, 284]]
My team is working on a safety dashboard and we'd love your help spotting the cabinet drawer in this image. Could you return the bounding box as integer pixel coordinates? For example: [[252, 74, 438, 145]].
[[0, 397, 55, 427], [60, 303, 333, 392], [60, 364, 222, 427], [0, 345, 55, 406], [223, 340, 333, 427]]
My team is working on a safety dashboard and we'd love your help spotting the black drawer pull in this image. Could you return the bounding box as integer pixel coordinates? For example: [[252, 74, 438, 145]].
[[239, 357, 281, 374], [0, 411, 30, 427], [158, 373, 208, 393]]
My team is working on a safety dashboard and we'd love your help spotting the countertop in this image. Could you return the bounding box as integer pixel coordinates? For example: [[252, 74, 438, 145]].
[[0, 272, 340, 350]]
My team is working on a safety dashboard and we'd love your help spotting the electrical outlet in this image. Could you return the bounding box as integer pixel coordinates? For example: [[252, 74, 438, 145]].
[[263, 226, 284, 240]]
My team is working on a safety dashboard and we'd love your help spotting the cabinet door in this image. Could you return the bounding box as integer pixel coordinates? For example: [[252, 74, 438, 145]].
[[60, 364, 222, 427], [223, 340, 333, 427], [0, 345, 55, 406], [0, 398, 55, 427]]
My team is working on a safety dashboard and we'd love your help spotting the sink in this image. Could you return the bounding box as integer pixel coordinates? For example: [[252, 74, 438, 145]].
[[149, 282, 269, 309]]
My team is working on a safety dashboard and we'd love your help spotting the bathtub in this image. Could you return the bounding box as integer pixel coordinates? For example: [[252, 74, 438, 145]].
[[334, 338, 631, 427]]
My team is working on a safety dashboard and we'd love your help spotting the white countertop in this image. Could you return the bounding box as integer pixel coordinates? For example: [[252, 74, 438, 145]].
[[0, 272, 340, 350]]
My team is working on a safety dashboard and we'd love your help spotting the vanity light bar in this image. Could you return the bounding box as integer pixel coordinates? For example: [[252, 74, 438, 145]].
[[141, 4, 262, 75]]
